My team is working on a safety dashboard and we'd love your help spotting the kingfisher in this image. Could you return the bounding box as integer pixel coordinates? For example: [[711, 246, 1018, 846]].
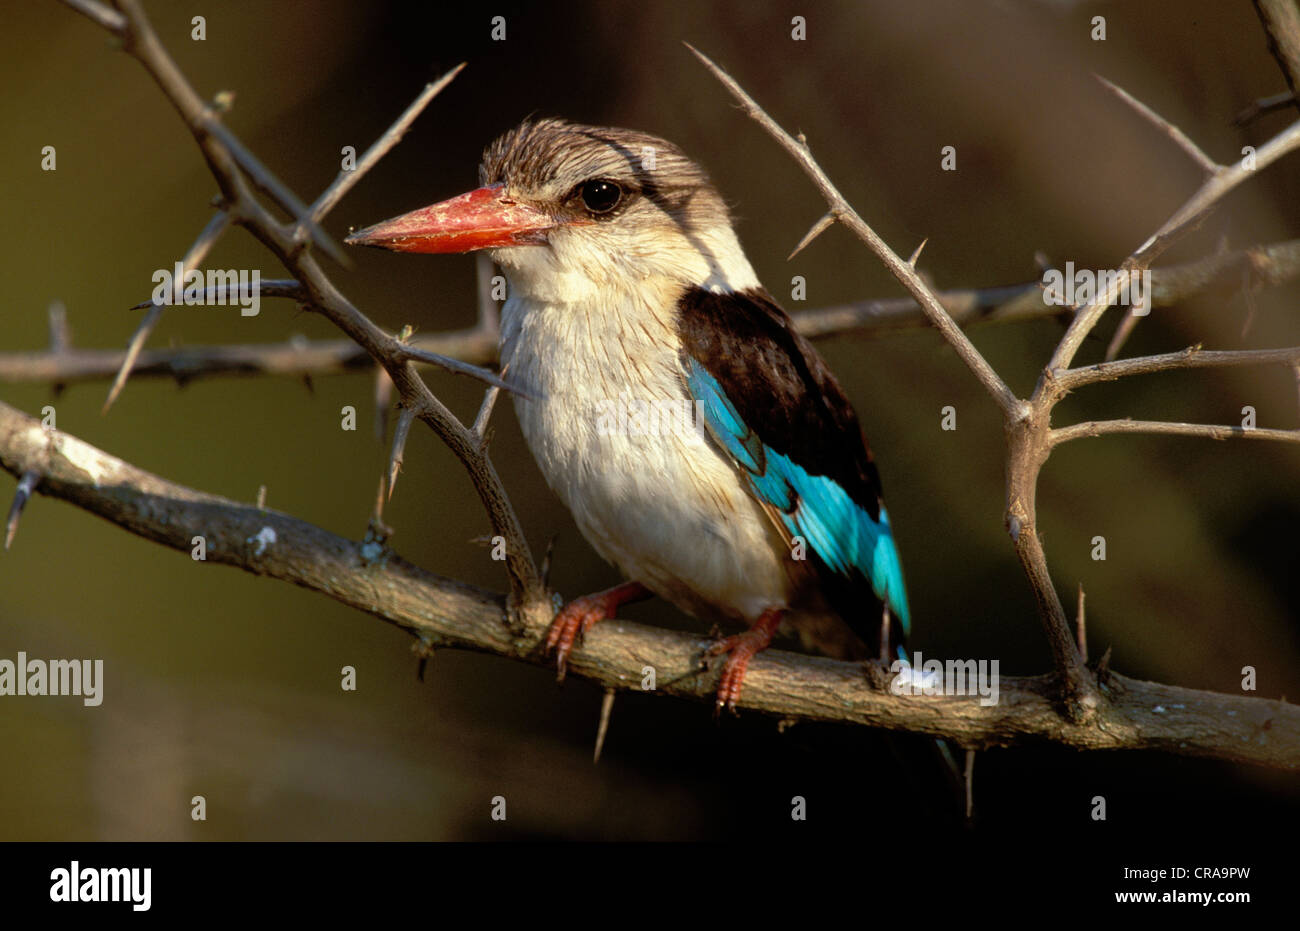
[[347, 119, 912, 713]]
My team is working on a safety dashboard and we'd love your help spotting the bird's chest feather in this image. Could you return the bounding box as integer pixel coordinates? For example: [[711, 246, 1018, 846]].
[[500, 293, 792, 620]]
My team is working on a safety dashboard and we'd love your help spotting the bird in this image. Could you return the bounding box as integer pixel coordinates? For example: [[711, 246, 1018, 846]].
[[346, 118, 912, 714]]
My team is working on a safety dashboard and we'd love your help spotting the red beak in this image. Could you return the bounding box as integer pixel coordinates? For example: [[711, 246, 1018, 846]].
[[345, 184, 556, 254]]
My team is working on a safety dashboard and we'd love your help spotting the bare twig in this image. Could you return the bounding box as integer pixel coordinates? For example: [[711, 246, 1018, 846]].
[[58, 0, 125, 33], [1253, 0, 1300, 112], [1056, 344, 1300, 391], [1095, 73, 1218, 174], [392, 343, 525, 395], [1100, 97, 1300, 360], [687, 43, 1023, 419], [129, 278, 306, 310], [1051, 419, 1300, 447], [303, 64, 466, 233], [8, 239, 1300, 388], [202, 118, 347, 264], [82, 0, 549, 627], [1235, 90, 1296, 126], [1053, 69, 1300, 367], [0, 326, 497, 387]]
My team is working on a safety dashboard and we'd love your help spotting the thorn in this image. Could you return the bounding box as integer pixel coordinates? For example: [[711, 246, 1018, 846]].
[[473, 367, 506, 440], [907, 238, 929, 269], [5, 470, 40, 550], [964, 749, 976, 822], [540, 533, 558, 588], [593, 688, 616, 763], [256, 485, 267, 510], [48, 301, 69, 353], [411, 636, 436, 682], [104, 303, 164, 414], [1093, 72, 1217, 174], [788, 212, 835, 260], [374, 474, 387, 525], [1233, 89, 1296, 126], [1075, 583, 1087, 662], [1104, 311, 1139, 362], [386, 407, 415, 502], [1241, 264, 1260, 339], [1095, 645, 1113, 687]]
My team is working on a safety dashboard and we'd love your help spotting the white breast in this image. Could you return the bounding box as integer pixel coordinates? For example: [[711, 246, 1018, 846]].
[[499, 286, 792, 624]]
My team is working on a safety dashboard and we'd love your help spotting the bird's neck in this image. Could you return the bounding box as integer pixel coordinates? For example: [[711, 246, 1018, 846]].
[[496, 222, 763, 404]]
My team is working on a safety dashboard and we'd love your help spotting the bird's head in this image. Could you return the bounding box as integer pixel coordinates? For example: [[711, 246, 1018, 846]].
[[346, 119, 758, 302]]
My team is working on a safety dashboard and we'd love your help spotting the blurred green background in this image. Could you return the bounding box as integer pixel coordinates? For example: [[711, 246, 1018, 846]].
[[1, 0, 1297, 840]]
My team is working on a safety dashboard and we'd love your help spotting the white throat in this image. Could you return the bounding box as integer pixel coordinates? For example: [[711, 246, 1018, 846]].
[[491, 219, 760, 309]]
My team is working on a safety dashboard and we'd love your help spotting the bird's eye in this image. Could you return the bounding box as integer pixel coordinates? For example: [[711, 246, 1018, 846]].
[[578, 179, 622, 215]]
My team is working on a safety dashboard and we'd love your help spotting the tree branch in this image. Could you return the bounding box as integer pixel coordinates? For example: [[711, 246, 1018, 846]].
[[1056, 344, 1300, 390], [73, 0, 551, 628], [1253, 0, 1300, 113], [1050, 419, 1300, 447], [686, 43, 1024, 419], [6, 237, 1300, 389], [2, 398, 1294, 769]]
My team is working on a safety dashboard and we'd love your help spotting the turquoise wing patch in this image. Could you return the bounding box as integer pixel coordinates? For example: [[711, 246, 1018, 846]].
[[686, 360, 910, 632]]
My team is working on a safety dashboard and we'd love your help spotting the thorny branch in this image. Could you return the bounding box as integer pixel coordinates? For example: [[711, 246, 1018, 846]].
[[4, 0, 1297, 770], [1, 399, 1295, 770], [7, 237, 1300, 386], [54, 0, 551, 632]]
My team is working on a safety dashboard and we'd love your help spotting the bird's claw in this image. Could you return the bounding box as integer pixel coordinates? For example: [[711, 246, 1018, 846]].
[[544, 594, 612, 681], [702, 630, 764, 717]]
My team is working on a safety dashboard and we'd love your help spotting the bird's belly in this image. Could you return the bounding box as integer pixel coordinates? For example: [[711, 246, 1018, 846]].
[[514, 388, 793, 624]]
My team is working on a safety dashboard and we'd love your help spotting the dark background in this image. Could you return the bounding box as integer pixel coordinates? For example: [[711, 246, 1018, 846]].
[[1, 0, 1297, 848]]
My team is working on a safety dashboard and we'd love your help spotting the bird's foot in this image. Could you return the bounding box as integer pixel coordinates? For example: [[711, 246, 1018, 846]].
[[544, 581, 649, 680], [702, 608, 784, 715]]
